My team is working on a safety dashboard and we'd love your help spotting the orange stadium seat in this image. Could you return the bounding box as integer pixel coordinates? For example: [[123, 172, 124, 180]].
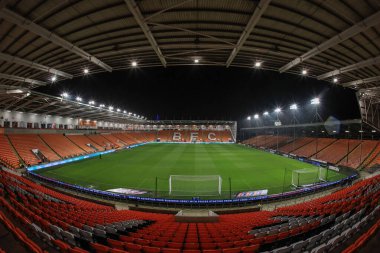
[[40, 134, 86, 158], [0, 134, 20, 169], [66, 134, 103, 153]]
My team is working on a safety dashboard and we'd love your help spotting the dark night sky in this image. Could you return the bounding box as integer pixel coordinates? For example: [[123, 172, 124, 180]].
[[36, 66, 360, 123]]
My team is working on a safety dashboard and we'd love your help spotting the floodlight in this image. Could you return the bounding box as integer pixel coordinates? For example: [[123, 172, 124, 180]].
[[117, 108, 121, 112], [123, 110, 126, 113], [247, 116, 251, 120], [359, 130, 364, 133], [254, 61, 262, 68], [76, 96, 82, 102], [109, 106, 114, 111], [254, 114, 259, 119], [194, 59, 199, 63], [345, 130, 350, 133], [263, 111, 269, 116], [131, 61, 137, 67], [128, 112, 132, 115], [133, 113, 136, 116], [83, 68, 89, 74], [311, 98, 320, 105], [301, 69, 307, 75], [372, 130, 376, 133], [99, 104, 105, 108], [290, 104, 298, 110], [61, 92, 69, 98], [26, 92, 31, 97], [51, 76, 57, 82], [274, 107, 281, 113], [333, 77, 338, 83], [89, 100, 95, 105]]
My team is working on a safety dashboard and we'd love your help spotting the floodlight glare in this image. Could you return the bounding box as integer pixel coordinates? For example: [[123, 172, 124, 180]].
[[89, 100, 95, 105], [194, 59, 199, 63], [131, 61, 137, 67], [311, 98, 320, 105], [99, 104, 105, 108], [274, 108, 281, 113], [345, 130, 350, 133], [254, 114, 259, 119], [117, 108, 121, 112], [333, 77, 338, 83], [76, 96, 82, 102], [372, 130, 376, 133], [301, 69, 307, 75], [289, 104, 298, 110], [109, 106, 114, 111], [61, 92, 69, 98], [247, 116, 251, 120], [123, 110, 126, 113], [254, 61, 262, 68], [83, 68, 89, 74], [263, 111, 269, 116], [51, 76, 57, 82]]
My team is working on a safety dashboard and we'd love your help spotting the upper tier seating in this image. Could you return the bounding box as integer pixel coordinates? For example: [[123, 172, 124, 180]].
[[86, 134, 115, 150], [0, 134, 20, 169], [66, 135, 103, 153], [278, 137, 314, 154], [40, 134, 86, 158], [112, 133, 139, 145], [8, 134, 60, 166], [366, 144, 380, 169], [311, 139, 361, 164], [101, 134, 125, 148], [1, 170, 379, 253], [339, 140, 378, 169], [293, 138, 336, 158]]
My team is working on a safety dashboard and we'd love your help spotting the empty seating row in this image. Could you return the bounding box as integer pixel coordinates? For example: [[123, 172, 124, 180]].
[[0, 134, 20, 169]]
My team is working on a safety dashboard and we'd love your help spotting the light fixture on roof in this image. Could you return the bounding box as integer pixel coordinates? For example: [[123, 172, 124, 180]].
[[61, 92, 69, 98], [51, 76, 57, 82], [333, 77, 338, 83], [345, 130, 350, 133], [128, 112, 132, 115], [301, 69, 308, 75], [290, 104, 298, 110], [254, 61, 262, 68], [310, 97, 320, 105], [247, 116, 251, 120], [194, 59, 199, 63], [99, 104, 105, 108], [109, 106, 114, 111], [26, 92, 31, 97], [83, 68, 89, 74], [372, 130, 376, 133], [133, 113, 136, 116], [274, 107, 281, 113], [263, 111, 269, 116], [89, 100, 95, 105], [76, 96, 82, 102], [123, 110, 127, 113], [359, 130, 364, 133], [131, 61, 137, 67], [254, 114, 259, 119], [117, 108, 121, 112]]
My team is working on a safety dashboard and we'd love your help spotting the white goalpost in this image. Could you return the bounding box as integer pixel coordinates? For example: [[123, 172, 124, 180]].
[[291, 167, 328, 188], [169, 175, 222, 196]]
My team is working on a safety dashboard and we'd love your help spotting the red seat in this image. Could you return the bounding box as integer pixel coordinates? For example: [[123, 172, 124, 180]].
[[234, 240, 249, 247], [184, 243, 199, 250], [167, 242, 182, 249], [222, 248, 241, 253], [183, 250, 201, 253], [70, 248, 90, 253], [201, 243, 218, 250], [151, 241, 166, 248], [203, 250, 222, 253], [135, 239, 150, 246], [91, 242, 111, 253], [110, 249, 129, 253], [241, 245, 260, 253], [161, 249, 180, 253], [142, 246, 161, 253], [126, 243, 143, 253], [218, 242, 234, 249], [120, 235, 135, 243], [108, 238, 125, 250], [53, 239, 71, 252]]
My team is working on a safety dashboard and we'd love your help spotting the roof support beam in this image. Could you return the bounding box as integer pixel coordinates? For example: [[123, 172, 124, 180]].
[[0, 8, 112, 72], [226, 0, 271, 67], [342, 76, 380, 88], [125, 0, 167, 67], [12, 96, 40, 111], [29, 102, 57, 113], [317, 55, 380, 80], [0, 52, 73, 79], [0, 73, 46, 86], [44, 105, 72, 114], [279, 10, 380, 73], [144, 0, 193, 22]]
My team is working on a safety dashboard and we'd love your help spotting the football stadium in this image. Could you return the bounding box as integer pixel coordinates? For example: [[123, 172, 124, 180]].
[[0, 1, 380, 253]]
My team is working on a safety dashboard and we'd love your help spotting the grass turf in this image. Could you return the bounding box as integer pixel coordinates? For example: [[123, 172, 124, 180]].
[[35, 143, 344, 198]]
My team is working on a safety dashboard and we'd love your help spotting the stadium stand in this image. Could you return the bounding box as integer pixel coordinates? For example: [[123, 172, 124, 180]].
[[86, 134, 115, 150], [311, 139, 361, 164], [0, 169, 379, 253], [8, 134, 60, 166], [39, 134, 86, 159], [66, 135, 103, 153], [365, 144, 380, 169], [0, 134, 20, 169], [101, 134, 125, 148], [112, 133, 139, 145], [339, 140, 379, 169], [278, 137, 314, 154], [292, 138, 336, 158]]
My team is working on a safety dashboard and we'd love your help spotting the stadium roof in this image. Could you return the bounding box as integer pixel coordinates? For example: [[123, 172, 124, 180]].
[[0, 0, 380, 91]]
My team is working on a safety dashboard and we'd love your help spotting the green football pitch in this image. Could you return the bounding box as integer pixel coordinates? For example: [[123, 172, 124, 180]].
[[35, 143, 345, 198]]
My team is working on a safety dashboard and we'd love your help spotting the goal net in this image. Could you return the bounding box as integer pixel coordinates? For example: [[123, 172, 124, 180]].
[[169, 175, 222, 196], [291, 167, 328, 188]]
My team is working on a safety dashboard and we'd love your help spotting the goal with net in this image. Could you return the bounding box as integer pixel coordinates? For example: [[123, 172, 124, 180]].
[[291, 167, 328, 188], [169, 175, 222, 196]]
